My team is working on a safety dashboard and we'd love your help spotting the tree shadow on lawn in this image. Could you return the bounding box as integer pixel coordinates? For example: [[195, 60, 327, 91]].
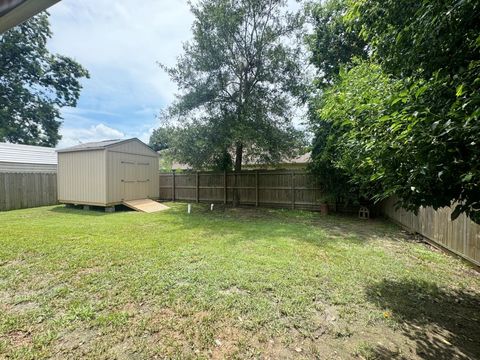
[[163, 204, 410, 248], [48, 202, 401, 248], [365, 279, 480, 359]]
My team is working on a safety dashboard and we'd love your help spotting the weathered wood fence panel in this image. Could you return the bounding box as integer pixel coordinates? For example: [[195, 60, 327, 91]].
[[159, 170, 330, 211], [382, 197, 480, 266], [0, 172, 57, 211]]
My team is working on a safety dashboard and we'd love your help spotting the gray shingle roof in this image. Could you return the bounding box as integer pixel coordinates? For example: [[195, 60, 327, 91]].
[[56, 139, 131, 153]]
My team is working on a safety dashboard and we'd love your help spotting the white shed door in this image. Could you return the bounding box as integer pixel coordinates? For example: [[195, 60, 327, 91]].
[[121, 160, 150, 201]]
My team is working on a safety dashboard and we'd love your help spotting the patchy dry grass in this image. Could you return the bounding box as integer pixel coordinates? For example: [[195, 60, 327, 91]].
[[0, 203, 479, 359]]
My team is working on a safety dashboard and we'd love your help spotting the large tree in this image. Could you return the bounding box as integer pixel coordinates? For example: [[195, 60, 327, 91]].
[[308, 0, 480, 222], [305, 0, 367, 205], [149, 126, 172, 152], [0, 12, 89, 147], [157, 0, 305, 171], [305, 0, 367, 88]]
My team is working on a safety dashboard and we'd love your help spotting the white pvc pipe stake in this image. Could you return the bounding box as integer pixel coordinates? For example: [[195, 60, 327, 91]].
[[188, 204, 191, 214], [210, 204, 214, 211]]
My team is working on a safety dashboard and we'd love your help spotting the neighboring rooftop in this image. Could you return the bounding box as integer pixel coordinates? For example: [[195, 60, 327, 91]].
[[0, 142, 57, 165], [158, 150, 311, 171], [283, 152, 311, 165], [242, 151, 311, 169]]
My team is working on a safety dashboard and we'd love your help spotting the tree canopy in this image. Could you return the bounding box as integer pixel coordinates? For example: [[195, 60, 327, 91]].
[[155, 0, 306, 171], [149, 126, 172, 152], [307, 0, 480, 222], [0, 13, 89, 147], [305, 0, 367, 88]]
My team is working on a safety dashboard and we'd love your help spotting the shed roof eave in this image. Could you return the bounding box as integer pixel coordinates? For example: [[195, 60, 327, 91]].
[[56, 138, 158, 157], [56, 146, 108, 154]]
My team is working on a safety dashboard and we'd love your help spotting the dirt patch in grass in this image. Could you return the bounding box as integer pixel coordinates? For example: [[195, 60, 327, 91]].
[[0, 259, 26, 267], [10, 301, 38, 314], [52, 327, 97, 358], [210, 325, 244, 359], [76, 266, 104, 276], [219, 286, 250, 296], [0, 291, 12, 310], [107, 337, 139, 360], [7, 330, 32, 348]]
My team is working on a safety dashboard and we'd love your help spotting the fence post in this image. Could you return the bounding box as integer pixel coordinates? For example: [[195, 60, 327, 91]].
[[172, 170, 176, 201], [224, 170, 227, 204], [255, 170, 259, 207], [291, 172, 295, 210], [196, 171, 200, 203]]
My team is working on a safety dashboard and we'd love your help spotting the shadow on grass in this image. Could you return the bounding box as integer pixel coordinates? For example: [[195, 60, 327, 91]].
[[49, 205, 133, 216], [160, 203, 404, 249], [365, 279, 480, 359]]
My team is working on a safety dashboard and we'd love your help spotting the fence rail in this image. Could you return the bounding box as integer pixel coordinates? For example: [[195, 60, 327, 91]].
[[0, 172, 57, 211], [382, 197, 480, 266], [159, 170, 333, 211]]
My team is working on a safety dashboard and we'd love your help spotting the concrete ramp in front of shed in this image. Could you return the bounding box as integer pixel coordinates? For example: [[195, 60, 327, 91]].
[[122, 199, 169, 213]]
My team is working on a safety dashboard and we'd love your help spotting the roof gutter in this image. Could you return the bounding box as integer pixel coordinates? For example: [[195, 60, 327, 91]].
[[0, 0, 60, 33]]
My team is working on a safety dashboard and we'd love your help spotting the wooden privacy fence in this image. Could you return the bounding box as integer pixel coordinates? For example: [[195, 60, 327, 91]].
[[159, 170, 332, 211], [382, 197, 480, 266], [0, 172, 57, 211]]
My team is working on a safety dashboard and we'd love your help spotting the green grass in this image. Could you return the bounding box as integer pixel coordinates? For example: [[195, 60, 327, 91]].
[[0, 203, 479, 359]]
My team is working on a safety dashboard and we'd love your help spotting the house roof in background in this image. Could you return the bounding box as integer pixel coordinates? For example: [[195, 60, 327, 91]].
[[0, 142, 57, 164], [158, 150, 311, 170], [171, 161, 191, 170], [0, 0, 60, 33], [283, 152, 311, 164], [243, 151, 311, 166]]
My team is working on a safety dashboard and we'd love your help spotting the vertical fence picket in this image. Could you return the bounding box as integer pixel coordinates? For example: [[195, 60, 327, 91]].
[[291, 172, 295, 210], [0, 172, 57, 211], [196, 171, 199, 203], [172, 171, 176, 201]]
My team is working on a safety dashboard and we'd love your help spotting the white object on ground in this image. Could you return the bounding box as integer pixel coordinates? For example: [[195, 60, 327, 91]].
[[188, 204, 192, 214], [211, 203, 214, 211]]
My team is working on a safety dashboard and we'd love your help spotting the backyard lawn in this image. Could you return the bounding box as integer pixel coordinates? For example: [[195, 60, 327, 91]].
[[0, 204, 479, 359]]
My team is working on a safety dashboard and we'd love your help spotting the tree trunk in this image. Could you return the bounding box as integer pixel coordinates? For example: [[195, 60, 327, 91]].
[[233, 142, 243, 206], [234, 142, 243, 172]]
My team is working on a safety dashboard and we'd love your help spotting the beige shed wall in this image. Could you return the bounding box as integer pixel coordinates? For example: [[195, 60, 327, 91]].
[[106, 151, 159, 203], [57, 150, 107, 205]]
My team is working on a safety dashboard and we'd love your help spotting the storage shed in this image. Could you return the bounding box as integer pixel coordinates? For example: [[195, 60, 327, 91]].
[[57, 138, 159, 208]]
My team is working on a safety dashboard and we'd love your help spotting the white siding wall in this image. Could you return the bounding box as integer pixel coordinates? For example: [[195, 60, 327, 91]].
[[0, 142, 57, 164], [0, 162, 57, 172], [57, 150, 107, 205]]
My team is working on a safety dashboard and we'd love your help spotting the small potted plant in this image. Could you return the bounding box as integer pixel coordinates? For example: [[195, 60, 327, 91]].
[[319, 202, 329, 215], [317, 195, 334, 216]]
